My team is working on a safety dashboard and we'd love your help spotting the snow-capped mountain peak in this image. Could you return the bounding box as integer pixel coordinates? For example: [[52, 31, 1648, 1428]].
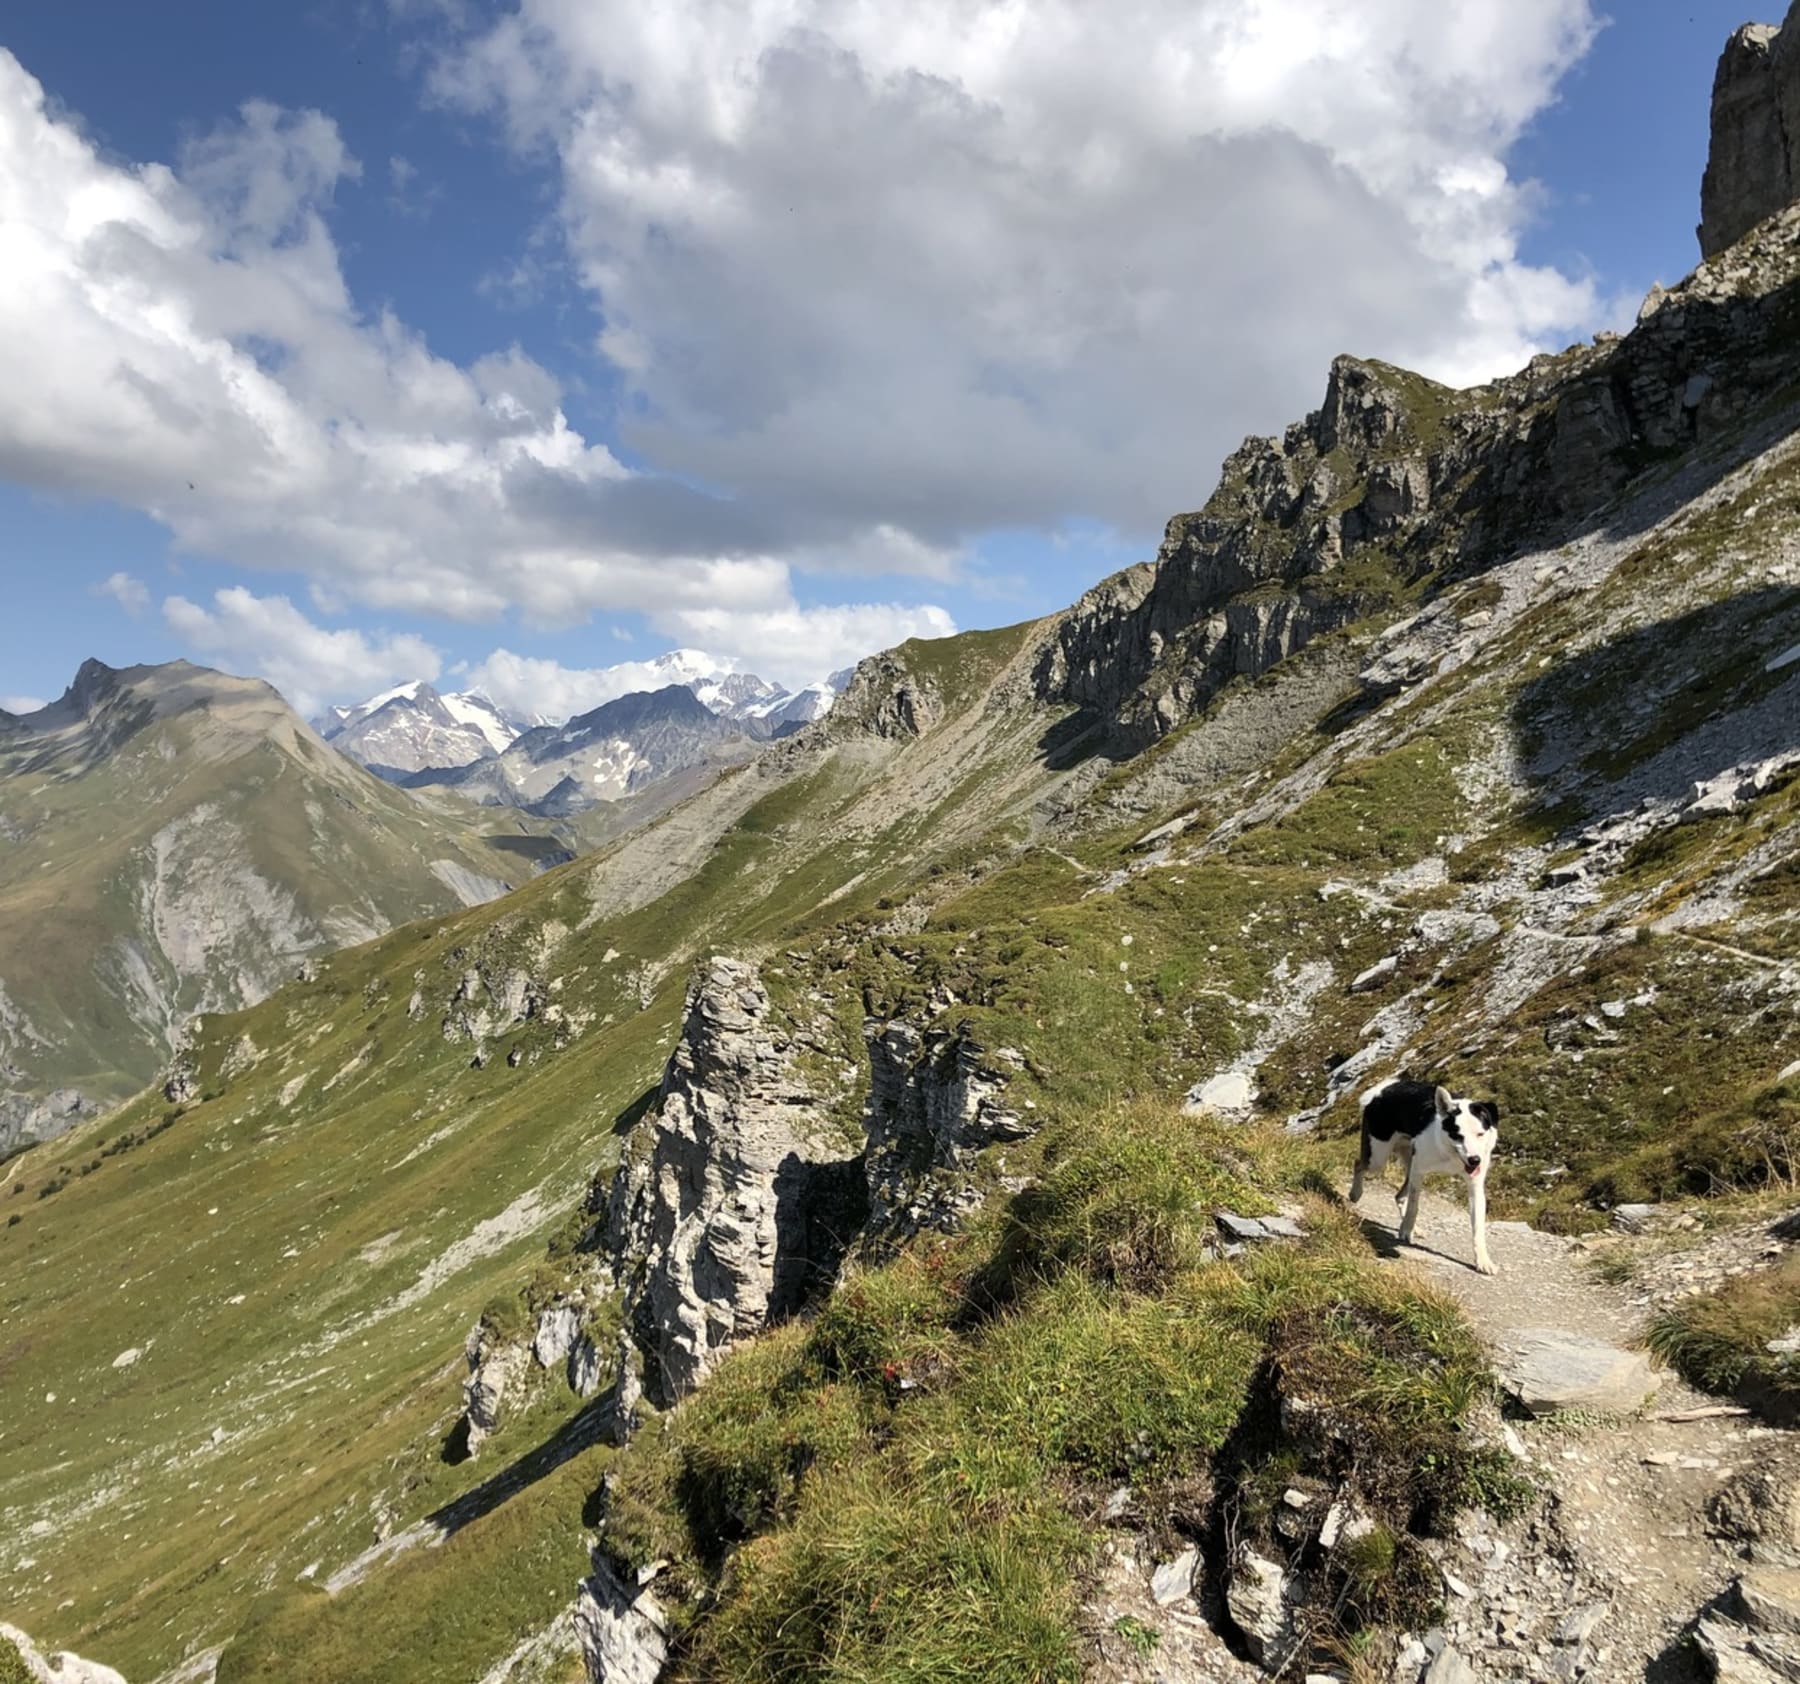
[[319, 654, 855, 789], [318, 682, 532, 777]]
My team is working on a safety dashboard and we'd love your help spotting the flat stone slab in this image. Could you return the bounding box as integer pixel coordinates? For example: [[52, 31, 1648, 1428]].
[[1499, 1327, 1660, 1416]]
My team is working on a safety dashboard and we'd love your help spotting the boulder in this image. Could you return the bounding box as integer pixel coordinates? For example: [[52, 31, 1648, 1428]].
[[1498, 1328, 1660, 1415], [1225, 1548, 1294, 1664], [1151, 1547, 1199, 1607], [574, 1555, 669, 1684], [1350, 956, 1399, 993], [1187, 1068, 1257, 1119], [1698, 1567, 1800, 1682], [533, 1304, 583, 1370], [1740, 1569, 1800, 1636], [1422, 1646, 1478, 1684]]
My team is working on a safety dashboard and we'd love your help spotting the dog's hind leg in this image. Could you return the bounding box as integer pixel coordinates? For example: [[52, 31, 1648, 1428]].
[[1470, 1174, 1496, 1275]]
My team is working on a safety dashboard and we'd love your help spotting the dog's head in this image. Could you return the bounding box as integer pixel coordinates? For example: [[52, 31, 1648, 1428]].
[[1434, 1085, 1499, 1178]]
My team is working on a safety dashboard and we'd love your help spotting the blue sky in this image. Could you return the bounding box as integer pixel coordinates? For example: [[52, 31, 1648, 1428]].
[[0, 1, 1760, 719]]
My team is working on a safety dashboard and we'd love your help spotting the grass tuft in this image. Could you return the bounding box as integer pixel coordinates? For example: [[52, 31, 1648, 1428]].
[[1648, 1251, 1800, 1417]]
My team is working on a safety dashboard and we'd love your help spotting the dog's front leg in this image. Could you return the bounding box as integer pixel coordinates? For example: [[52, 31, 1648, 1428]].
[[1470, 1175, 1497, 1275], [1396, 1159, 1422, 1246]]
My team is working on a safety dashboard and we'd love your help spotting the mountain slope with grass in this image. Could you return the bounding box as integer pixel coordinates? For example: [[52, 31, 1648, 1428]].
[[0, 659, 557, 1154], [12, 24, 1800, 1682]]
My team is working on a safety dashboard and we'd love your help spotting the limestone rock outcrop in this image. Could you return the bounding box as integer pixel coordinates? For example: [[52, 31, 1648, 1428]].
[[1700, 5, 1800, 259], [603, 958, 865, 1412], [1030, 182, 1800, 755], [461, 1324, 531, 1459], [862, 1021, 1032, 1237], [573, 1556, 669, 1684], [0, 1623, 130, 1684]]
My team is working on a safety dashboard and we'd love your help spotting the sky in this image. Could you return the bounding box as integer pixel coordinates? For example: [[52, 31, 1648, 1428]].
[[0, 0, 1761, 721]]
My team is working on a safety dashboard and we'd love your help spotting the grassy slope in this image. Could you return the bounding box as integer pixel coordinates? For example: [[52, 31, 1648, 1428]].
[[0, 675, 553, 1111], [211, 411, 1800, 1674], [7, 343, 1800, 1678], [0, 629, 1063, 1679]]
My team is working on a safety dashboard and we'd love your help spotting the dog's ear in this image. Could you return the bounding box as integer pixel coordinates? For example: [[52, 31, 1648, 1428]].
[[1476, 1100, 1499, 1130], [1434, 1085, 1454, 1117]]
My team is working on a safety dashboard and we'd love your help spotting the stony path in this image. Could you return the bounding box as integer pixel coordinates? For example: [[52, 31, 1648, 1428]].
[[1367, 1189, 1795, 1683]]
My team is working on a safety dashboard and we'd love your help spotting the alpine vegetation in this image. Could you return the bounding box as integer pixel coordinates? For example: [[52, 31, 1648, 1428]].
[[12, 10, 1800, 1684]]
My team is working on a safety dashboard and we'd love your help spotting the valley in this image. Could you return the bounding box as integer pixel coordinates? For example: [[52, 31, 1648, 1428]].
[[9, 11, 1800, 1684]]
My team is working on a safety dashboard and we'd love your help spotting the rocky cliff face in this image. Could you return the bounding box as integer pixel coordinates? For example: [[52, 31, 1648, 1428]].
[[862, 1019, 1031, 1237], [598, 956, 1040, 1422], [1700, 4, 1800, 259], [1033, 189, 1800, 755], [603, 958, 866, 1414]]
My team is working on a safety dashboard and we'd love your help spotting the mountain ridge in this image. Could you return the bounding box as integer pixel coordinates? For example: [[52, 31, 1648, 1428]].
[[12, 18, 1800, 1682], [0, 656, 554, 1154]]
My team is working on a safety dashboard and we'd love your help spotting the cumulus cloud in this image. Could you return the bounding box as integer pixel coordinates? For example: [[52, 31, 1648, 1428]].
[[1, 6, 1616, 706], [0, 54, 807, 624], [428, 0, 1612, 545], [95, 571, 151, 616], [163, 587, 443, 719], [466, 600, 955, 716]]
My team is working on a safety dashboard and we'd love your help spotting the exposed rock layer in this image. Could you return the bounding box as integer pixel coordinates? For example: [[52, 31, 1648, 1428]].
[[604, 958, 865, 1410], [1701, 5, 1800, 259]]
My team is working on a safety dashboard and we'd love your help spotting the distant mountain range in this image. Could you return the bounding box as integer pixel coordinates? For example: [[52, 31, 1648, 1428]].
[[318, 681, 540, 778], [406, 684, 758, 814], [315, 650, 852, 814]]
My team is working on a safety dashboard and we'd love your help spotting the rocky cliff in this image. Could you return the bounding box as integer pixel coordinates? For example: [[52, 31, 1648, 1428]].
[[1701, 3, 1800, 259], [598, 956, 1044, 1423], [603, 958, 867, 1414], [1031, 201, 1800, 755]]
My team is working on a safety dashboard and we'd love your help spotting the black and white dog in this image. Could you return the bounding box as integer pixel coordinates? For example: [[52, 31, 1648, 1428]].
[[1348, 1077, 1500, 1275]]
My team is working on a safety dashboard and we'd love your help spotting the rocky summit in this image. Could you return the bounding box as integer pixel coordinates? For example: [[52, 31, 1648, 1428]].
[[15, 15, 1800, 1684], [1702, 0, 1800, 258]]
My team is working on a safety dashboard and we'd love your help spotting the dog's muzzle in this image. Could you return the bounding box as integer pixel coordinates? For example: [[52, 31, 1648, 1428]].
[[1464, 1157, 1483, 1176]]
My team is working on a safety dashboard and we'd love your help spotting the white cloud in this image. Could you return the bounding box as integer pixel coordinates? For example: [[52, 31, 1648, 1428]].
[[656, 601, 957, 682], [467, 599, 955, 716], [95, 571, 150, 616], [0, 54, 796, 625], [162, 587, 443, 719], [1, 8, 1619, 704], [1, 695, 46, 715], [427, 0, 1610, 545]]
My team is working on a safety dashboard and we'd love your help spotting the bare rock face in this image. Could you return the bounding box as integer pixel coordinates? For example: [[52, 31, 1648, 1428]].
[[862, 1021, 1033, 1238], [461, 1326, 531, 1459], [604, 958, 865, 1412], [1030, 168, 1800, 759], [0, 1622, 130, 1683], [1700, 7, 1800, 259], [827, 651, 944, 740], [574, 1555, 669, 1684]]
